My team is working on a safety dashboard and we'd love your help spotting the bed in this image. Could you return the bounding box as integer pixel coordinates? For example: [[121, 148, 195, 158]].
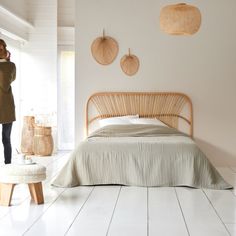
[[52, 92, 231, 189]]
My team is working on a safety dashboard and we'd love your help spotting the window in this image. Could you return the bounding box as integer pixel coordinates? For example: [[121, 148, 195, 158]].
[[58, 47, 75, 149]]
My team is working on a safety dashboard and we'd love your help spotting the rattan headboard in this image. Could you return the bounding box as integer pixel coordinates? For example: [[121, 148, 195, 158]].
[[86, 92, 193, 137]]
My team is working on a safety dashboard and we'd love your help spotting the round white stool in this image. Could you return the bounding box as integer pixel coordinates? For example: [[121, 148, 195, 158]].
[[0, 164, 46, 206]]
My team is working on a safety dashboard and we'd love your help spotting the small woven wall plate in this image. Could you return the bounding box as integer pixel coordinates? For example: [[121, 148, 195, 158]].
[[120, 49, 140, 76], [91, 30, 119, 65]]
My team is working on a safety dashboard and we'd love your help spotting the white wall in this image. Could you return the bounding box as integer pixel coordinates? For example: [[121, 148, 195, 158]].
[[21, 0, 57, 116], [75, 0, 236, 166]]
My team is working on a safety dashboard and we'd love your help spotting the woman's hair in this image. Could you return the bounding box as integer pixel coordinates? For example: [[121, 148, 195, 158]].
[[0, 39, 7, 47], [0, 39, 7, 59]]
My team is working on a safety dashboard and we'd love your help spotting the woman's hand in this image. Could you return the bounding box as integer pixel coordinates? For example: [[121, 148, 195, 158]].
[[6, 50, 11, 61]]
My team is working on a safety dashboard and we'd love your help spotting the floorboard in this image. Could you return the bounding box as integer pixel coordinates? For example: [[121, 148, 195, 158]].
[[226, 224, 236, 236], [66, 186, 121, 236], [148, 187, 189, 236], [107, 186, 147, 236], [176, 187, 230, 236], [25, 186, 93, 236], [204, 189, 236, 224], [0, 186, 65, 236]]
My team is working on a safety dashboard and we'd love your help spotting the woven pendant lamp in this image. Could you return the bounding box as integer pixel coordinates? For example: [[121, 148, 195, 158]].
[[91, 30, 119, 65], [160, 3, 201, 35]]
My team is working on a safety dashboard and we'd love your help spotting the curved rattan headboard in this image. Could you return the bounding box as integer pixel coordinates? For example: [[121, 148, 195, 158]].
[[86, 92, 193, 137]]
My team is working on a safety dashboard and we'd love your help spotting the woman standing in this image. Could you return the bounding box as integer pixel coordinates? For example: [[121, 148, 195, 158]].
[[0, 39, 16, 164]]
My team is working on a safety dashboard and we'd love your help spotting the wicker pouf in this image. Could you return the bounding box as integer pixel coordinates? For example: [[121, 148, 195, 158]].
[[0, 164, 46, 206]]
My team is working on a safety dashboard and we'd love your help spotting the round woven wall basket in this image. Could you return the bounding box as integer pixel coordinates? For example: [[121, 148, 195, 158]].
[[120, 49, 139, 76], [91, 31, 119, 65], [160, 3, 201, 35]]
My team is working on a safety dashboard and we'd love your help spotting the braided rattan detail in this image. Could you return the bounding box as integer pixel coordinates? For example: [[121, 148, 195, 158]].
[[86, 92, 193, 137]]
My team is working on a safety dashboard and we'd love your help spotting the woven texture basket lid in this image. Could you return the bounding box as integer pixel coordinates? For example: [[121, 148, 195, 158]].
[[91, 31, 119, 65], [160, 3, 201, 35], [120, 49, 139, 76]]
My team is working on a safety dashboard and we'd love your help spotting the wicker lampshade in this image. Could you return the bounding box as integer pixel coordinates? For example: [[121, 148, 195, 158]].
[[160, 3, 201, 35], [91, 30, 119, 65]]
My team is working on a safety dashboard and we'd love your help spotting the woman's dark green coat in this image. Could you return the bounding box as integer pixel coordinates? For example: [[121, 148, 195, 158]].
[[0, 62, 16, 124]]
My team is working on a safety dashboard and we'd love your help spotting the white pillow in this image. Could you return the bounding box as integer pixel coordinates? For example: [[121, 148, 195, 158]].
[[99, 115, 139, 128], [131, 118, 167, 127]]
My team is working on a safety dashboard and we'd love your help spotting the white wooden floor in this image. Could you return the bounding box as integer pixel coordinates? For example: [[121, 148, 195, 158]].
[[1, 152, 236, 236]]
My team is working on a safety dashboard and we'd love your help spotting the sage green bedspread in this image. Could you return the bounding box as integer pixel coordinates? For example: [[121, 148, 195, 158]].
[[52, 125, 232, 189]]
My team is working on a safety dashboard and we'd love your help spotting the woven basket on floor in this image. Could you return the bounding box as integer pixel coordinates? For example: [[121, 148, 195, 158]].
[[21, 116, 35, 155], [33, 126, 53, 156]]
